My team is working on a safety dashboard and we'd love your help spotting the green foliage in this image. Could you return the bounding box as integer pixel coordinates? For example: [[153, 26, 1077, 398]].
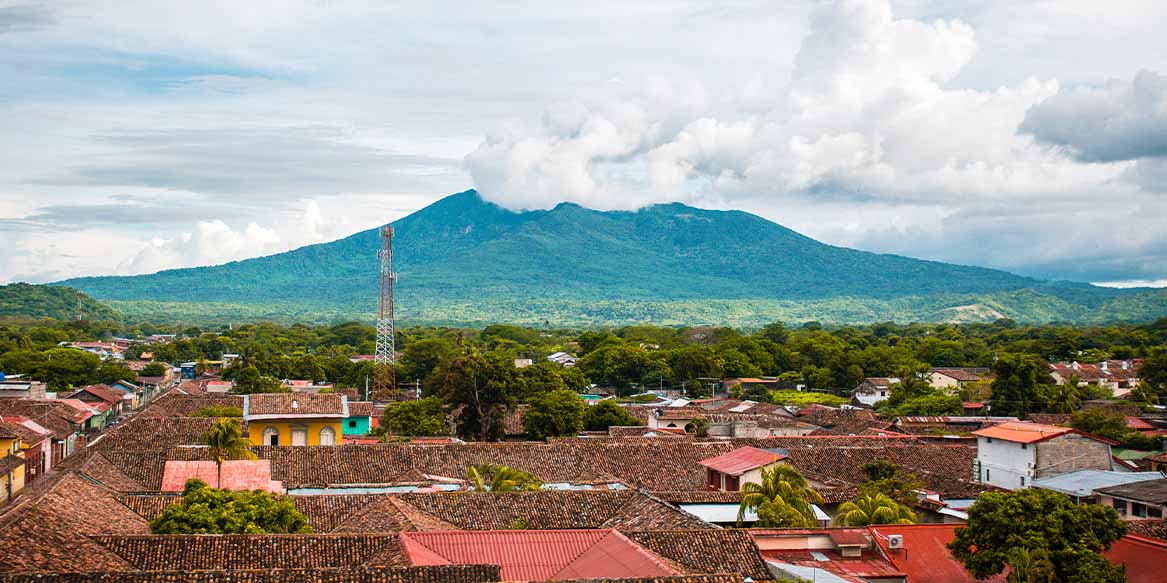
[[739, 465, 823, 527], [467, 464, 542, 492], [833, 492, 916, 526], [583, 400, 642, 431], [229, 366, 287, 394], [435, 352, 522, 440], [150, 479, 310, 534], [1140, 348, 1167, 398], [188, 405, 243, 418], [893, 393, 962, 416], [769, 390, 847, 407], [858, 460, 925, 508], [201, 418, 256, 488], [55, 191, 1167, 327], [989, 354, 1049, 417], [140, 362, 167, 377], [522, 388, 586, 440], [1070, 409, 1129, 441], [380, 397, 448, 437], [948, 488, 1126, 582], [0, 283, 120, 321]]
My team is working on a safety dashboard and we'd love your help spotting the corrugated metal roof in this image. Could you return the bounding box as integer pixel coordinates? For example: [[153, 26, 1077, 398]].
[[398, 529, 679, 581], [1031, 469, 1163, 498], [698, 446, 786, 476]]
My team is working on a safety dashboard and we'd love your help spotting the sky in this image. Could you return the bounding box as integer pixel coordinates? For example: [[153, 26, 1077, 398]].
[[1, 0, 1165, 287]]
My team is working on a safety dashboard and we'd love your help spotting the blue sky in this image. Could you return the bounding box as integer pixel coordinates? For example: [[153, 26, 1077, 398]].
[[1, 0, 1165, 287]]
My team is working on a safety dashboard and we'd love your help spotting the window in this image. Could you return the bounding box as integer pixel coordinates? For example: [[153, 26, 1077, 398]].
[[262, 427, 279, 446], [291, 426, 308, 446], [986, 438, 992, 443], [348, 420, 357, 429], [725, 474, 740, 491], [1150, 507, 1163, 519], [1133, 503, 1147, 518], [1113, 499, 1127, 514], [1021, 443, 1027, 449], [319, 426, 337, 446], [985, 469, 990, 481], [707, 469, 719, 490], [1020, 476, 1025, 487]]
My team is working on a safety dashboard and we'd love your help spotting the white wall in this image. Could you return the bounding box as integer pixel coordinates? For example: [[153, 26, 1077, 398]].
[[977, 436, 1036, 490]]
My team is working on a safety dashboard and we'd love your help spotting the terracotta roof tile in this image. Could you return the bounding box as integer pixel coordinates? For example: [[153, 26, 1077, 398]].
[[89, 535, 406, 571], [0, 565, 502, 583], [623, 530, 771, 582], [246, 393, 346, 417]]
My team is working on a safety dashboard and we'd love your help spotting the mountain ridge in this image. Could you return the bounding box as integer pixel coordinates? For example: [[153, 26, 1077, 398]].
[[55, 190, 1165, 326]]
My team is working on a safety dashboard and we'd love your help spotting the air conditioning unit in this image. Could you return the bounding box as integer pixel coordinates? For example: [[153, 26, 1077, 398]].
[[887, 534, 904, 549]]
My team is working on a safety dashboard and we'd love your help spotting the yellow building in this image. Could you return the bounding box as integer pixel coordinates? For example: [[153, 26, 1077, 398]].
[[243, 393, 348, 446], [1, 426, 27, 505]]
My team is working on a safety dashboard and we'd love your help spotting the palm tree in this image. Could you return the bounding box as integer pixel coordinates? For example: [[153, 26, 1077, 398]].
[[203, 418, 256, 488], [1049, 375, 1082, 413], [467, 463, 542, 492], [1006, 547, 1056, 583], [833, 492, 917, 526], [738, 465, 823, 525]]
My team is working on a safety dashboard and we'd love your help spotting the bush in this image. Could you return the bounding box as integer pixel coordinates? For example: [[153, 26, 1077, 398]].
[[769, 390, 848, 407], [583, 400, 642, 431], [380, 397, 447, 437], [188, 405, 243, 418]]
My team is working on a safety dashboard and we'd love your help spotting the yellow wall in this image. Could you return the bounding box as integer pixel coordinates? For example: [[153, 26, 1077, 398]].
[[1, 437, 26, 504], [248, 419, 343, 446]]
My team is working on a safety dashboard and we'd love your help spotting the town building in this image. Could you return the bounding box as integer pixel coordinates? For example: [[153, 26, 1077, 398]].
[[972, 421, 1117, 490], [1049, 360, 1142, 398], [0, 415, 53, 484], [546, 352, 578, 367], [1096, 479, 1167, 520], [852, 377, 900, 407], [243, 393, 348, 446], [0, 420, 27, 504], [927, 367, 993, 391], [1031, 469, 1164, 503], [698, 446, 787, 491], [344, 401, 376, 436]]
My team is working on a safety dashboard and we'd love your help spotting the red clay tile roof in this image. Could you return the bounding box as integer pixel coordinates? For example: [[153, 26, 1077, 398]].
[[1128, 519, 1167, 542], [0, 565, 503, 583], [1127, 416, 1155, 431], [0, 400, 85, 437], [698, 447, 785, 476], [348, 401, 376, 417], [623, 530, 771, 582], [70, 384, 126, 405], [90, 535, 406, 571], [400, 529, 680, 581], [246, 393, 346, 418]]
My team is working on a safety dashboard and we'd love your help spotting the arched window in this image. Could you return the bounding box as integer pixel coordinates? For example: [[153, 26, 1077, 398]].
[[262, 427, 279, 446], [319, 426, 337, 446]]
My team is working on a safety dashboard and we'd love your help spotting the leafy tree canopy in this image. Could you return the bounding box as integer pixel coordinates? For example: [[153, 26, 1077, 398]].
[[523, 388, 586, 440], [583, 400, 642, 431], [150, 479, 310, 534], [467, 464, 542, 492], [380, 397, 448, 437]]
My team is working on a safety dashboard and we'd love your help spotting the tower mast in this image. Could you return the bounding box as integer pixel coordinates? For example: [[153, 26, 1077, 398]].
[[373, 225, 397, 400]]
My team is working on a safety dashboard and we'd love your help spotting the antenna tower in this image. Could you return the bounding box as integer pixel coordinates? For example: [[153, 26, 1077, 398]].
[[372, 225, 397, 399]]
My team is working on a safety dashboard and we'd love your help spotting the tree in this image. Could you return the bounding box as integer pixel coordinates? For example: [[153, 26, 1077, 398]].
[[948, 488, 1125, 582], [833, 492, 916, 526], [467, 464, 542, 492], [380, 397, 448, 437], [231, 365, 287, 394], [150, 479, 310, 534], [523, 388, 586, 440], [1139, 348, 1167, 398], [893, 394, 962, 416], [1047, 376, 1082, 413], [202, 418, 256, 488], [989, 354, 1046, 417], [189, 405, 243, 418], [399, 338, 457, 382], [1069, 409, 1128, 442], [97, 360, 137, 384], [1006, 548, 1056, 583], [738, 465, 823, 527], [38, 348, 101, 390], [583, 400, 642, 431], [438, 352, 522, 440], [858, 460, 924, 508], [141, 362, 167, 377]]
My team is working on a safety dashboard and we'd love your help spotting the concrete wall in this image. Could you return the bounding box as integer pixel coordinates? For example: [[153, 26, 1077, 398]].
[[976, 436, 1036, 489], [1034, 433, 1112, 478], [342, 416, 372, 436], [249, 419, 344, 446]]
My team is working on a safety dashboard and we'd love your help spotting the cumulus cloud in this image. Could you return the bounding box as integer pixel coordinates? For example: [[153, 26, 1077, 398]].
[[1021, 69, 1167, 163], [467, 0, 1097, 211], [117, 199, 329, 275]]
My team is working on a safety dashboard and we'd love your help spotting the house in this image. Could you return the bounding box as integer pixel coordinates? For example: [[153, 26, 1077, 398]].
[[398, 529, 681, 581], [546, 352, 578, 367], [852, 377, 899, 407], [243, 393, 348, 446], [68, 384, 129, 419], [647, 408, 703, 431], [205, 380, 235, 393], [0, 377, 48, 400], [161, 459, 284, 493], [0, 420, 28, 504], [0, 399, 87, 461], [513, 358, 533, 368], [972, 421, 1117, 490], [344, 401, 376, 436], [109, 379, 146, 408], [751, 528, 907, 583], [0, 416, 53, 483], [927, 367, 993, 391], [698, 446, 787, 491], [1050, 360, 1141, 397], [282, 379, 335, 392], [1031, 469, 1164, 503], [58, 398, 109, 431], [870, 522, 1167, 583], [1096, 479, 1167, 520], [65, 341, 124, 360]]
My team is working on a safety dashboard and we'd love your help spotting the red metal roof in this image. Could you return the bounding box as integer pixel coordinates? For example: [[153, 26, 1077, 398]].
[[161, 460, 284, 493], [698, 446, 786, 476], [398, 529, 679, 581], [829, 530, 870, 546], [1127, 416, 1155, 431], [971, 421, 1073, 444]]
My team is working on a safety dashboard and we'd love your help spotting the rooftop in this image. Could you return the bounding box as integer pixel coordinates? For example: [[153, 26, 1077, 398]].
[[698, 446, 786, 476], [1031, 469, 1164, 498], [971, 421, 1074, 444], [1096, 479, 1167, 505], [244, 393, 348, 419]]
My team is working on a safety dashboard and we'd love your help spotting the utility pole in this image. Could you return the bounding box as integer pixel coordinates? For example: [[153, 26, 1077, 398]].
[[373, 225, 397, 400]]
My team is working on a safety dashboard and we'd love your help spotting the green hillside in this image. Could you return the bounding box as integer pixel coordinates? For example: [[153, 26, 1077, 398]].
[[0, 283, 121, 321], [57, 190, 1167, 326]]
